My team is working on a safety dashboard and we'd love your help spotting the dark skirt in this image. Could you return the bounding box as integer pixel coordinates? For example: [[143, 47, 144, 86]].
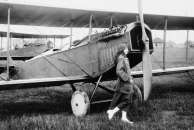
[[109, 81, 134, 111]]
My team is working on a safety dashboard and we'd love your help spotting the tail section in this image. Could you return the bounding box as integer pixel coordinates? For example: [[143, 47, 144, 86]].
[[0, 54, 16, 80]]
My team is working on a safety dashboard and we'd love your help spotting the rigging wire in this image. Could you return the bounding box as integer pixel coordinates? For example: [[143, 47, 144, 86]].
[[186, 71, 194, 81]]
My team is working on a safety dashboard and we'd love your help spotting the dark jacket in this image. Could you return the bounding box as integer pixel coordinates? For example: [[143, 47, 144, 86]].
[[116, 54, 133, 92]]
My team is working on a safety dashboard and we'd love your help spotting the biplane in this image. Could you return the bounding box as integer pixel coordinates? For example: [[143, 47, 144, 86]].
[[0, 0, 194, 116]]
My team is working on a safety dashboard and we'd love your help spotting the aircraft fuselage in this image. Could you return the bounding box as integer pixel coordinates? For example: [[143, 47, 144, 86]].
[[12, 22, 153, 80]]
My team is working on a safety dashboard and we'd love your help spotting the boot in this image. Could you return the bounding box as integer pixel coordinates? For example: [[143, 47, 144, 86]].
[[107, 107, 120, 120], [121, 111, 134, 124]]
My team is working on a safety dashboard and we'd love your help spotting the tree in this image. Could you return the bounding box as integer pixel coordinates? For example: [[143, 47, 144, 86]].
[[153, 37, 163, 47]]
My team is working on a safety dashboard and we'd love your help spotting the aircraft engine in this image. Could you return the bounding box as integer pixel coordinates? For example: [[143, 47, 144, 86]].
[[127, 22, 153, 52]]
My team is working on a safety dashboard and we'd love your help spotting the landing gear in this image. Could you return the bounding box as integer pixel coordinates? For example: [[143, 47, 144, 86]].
[[71, 90, 90, 117], [70, 75, 102, 117], [70, 75, 142, 117]]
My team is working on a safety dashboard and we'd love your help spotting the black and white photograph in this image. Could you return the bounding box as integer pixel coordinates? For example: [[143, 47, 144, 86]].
[[0, 0, 193, 129]]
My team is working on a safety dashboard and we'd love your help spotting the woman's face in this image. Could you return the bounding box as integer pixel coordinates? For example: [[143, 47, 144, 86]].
[[124, 47, 129, 55]]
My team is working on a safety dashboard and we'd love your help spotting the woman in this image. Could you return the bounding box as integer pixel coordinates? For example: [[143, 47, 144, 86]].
[[107, 44, 134, 124]]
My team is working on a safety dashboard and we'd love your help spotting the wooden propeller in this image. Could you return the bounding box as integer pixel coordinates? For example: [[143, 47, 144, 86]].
[[138, 0, 152, 100]]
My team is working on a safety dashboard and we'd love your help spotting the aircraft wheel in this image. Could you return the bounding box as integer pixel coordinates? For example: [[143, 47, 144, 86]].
[[71, 90, 90, 117]]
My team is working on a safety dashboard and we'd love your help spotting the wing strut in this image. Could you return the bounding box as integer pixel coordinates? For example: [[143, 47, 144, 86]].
[[186, 30, 190, 63], [88, 15, 93, 41], [69, 25, 73, 49], [6, 7, 11, 80], [1, 34, 2, 50], [110, 16, 113, 27], [53, 35, 56, 48], [163, 17, 168, 70], [138, 0, 152, 100]]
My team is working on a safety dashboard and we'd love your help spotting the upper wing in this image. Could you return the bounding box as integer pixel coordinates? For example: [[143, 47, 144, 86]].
[[0, 24, 69, 38], [0, 31, 69, 39], [0, 1, 193, 30]]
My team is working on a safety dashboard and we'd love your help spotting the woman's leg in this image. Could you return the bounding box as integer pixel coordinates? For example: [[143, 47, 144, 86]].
[[117, 92, 134, 124], [117, 94, 129, 110], [109, 92, 120, 109], [107, 92, 122, 120]]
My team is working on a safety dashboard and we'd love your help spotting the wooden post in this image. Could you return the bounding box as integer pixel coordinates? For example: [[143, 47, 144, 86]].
[[6, 7, 11, 80], [163, 17, 168, 70], [88, 15, 93, 41], [186, 30, 189, 63]]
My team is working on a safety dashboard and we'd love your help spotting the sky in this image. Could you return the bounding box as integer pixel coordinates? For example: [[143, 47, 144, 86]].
[[1, 0, 194, 49]]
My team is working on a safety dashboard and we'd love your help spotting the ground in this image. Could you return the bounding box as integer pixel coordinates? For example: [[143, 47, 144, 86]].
[[0, 46, 194, 130]]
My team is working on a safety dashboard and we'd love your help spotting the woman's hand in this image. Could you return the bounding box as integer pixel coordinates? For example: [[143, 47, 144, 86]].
[[130, 79, 134, 84], [128, 75, 134, 84]]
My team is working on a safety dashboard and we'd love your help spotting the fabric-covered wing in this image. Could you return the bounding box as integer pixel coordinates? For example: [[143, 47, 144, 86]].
[[0, 75, 91, 91], [132, 66, 194, 78], [0, 1, 193, 29], [0, 66, 193, 91], [0, 31, 68, 38]]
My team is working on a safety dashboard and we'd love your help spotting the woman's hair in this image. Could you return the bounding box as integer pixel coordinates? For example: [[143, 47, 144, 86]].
[[115, 44, 127, 63]]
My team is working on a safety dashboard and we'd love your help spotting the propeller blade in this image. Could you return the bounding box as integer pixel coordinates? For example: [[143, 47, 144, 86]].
[[138, 0, 152, 100], [142, 44, 152, 100]]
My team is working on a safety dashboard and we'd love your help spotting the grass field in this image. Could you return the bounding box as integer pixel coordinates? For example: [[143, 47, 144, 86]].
[[0, 46, 194, 130]]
